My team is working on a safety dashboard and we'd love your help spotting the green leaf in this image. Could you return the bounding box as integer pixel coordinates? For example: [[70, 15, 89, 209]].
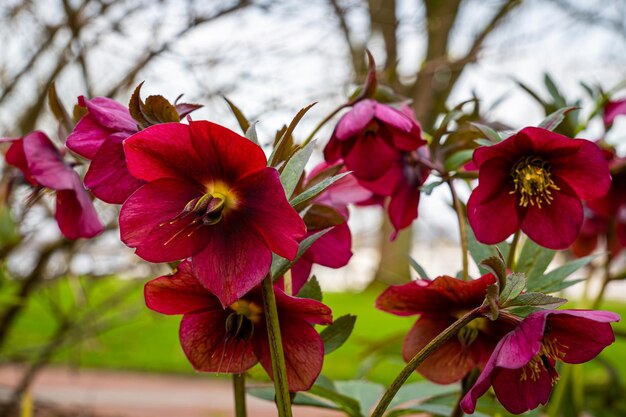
[[297, 275, 322, 302], [484, 284, 500, 320], [466, 222, 510, 274], [408, 257, 428, 279], [290, 172, 351, 208], [474, 138, 495, 147], [444, 149, 474, 172], [517, 238, 556, 280], [527, 255, 595, 293], [321, 314, 356, 354], [223, 96, 250, 133], [247, 386, 339, 410], [499, 272, 526, 305], [388, 382, 458, 409], [538, 106, 578, 131], [244, 122, 259, 145], [479, 255, 507, 288], [503, 292, 567, 309], [471, 122, 502, 143], [271, 229, 331, 280], [268, 102, 317, 167], [544, 73, 566, 107], [420, 180, 444, 195], [308, 384, 362, 417], [387, 403, 490, 417], [279, 139, 315, 199], [516, 79, 547, 106], [334, 380, 384, 416]]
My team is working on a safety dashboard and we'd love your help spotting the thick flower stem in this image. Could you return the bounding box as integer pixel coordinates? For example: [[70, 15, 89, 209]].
[[302, 104, 349, 147], [233, 373, 247, 417], [261, 275, 293, 417], [447, 179, 469, 280], [506, 230, 521, 270], [370, 308, 482, 417]]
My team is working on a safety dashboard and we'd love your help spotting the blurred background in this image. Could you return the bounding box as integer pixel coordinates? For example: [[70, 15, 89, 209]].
[[0, 0, 625, 416]]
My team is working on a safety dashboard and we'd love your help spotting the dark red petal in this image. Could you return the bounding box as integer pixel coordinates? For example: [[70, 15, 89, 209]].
[[180, 311, 259, 373], [515, 127, 582, 158], [546, 310, 619, 364], [550, 140, 611, 201], [23, 132, 75, 190], [429, 274, 496, 307], [404, 315, 477, 384], [356, 163, 403, 196], [188, 120, 267, 184], [255, 316, 325, 391], [5, 139, 37, 185], [119, 178, 209, 261], [234, 168, 305, 260], [343, 134, 398, 181], [376, 279, 456, 316], [192, 222, 272, 308], [491, 365, 553, 414], [473, 134, 521, 167], [124, 123, 207, 184], [520, 180, 583, 249], [604, 99, 626, 126], [323, 136, 343, 163], [387, 180, 419, 238], [334, 100, 376, 140], [66, 116, 113, 159], [275, 286, 333, 325], [144, 261, 216, 315], [82, 96, 138, 134], [84, 134, 145, 204], [55, 176, 104, 239], [307, 223, 352, 268], [467, 158, 519, 244]]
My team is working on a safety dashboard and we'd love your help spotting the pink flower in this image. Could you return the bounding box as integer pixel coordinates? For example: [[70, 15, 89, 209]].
[[461, 309, 619, 415], [4, 132, 103, 239], [119, 120, 306, 307], [145, 261, 332, 391], [467, 127, 611, 249], [376, 274, 514, 384], [66, 96, 144, 204], [603, 99, 626, 128]]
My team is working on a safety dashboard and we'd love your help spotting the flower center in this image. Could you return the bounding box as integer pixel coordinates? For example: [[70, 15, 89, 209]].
[[224, 300, 263, 342], [509, 156, 560, 208], [520, 337, 567, 384], [456, 316, 488, 348]]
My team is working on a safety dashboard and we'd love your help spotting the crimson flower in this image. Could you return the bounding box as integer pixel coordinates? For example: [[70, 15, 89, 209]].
[[66, 96, 144, 204], [467, 127, 611, 249], [3, 132, 103, 239], [461, 309, 619, 415], [280, 161, 372, 294], [603, 98, 626, 128], [376, 274, 514, 384], [145, 261, 332, 391], [119, 120, 306, 307]]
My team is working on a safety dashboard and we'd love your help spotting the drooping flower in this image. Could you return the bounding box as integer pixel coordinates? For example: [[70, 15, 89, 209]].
[[324, 101, 430, 238], [119, 120, 306, 307], [461, 309, 619, 415], [144, 261, 332, 391], [280, 161, 372, 294], [467, 127, 611, 249], [3, 131, 103, 239], [376, 274, 515, 384], [603, 98, 626, 128], [66, 96, 144, 204]]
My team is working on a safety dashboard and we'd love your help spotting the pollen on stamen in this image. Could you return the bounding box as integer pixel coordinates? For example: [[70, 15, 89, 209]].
[[509, 156, 561, 208]]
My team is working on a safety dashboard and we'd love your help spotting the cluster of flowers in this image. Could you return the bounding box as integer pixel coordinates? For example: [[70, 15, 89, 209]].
[[2, 83, 624, 414]]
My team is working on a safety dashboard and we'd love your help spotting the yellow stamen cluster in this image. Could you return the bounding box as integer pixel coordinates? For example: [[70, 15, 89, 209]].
[[229, 300, 263, 324], [510, 156, 560, 208]]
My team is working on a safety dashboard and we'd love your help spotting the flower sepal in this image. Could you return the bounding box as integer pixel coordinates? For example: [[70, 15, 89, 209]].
[[129, 82, 202, 129]]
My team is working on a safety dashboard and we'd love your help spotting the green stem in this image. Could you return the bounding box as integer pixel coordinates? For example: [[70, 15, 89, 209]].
[[233, 373, 247, 417], [301, 104, 349, 147], [261, 275, 293, 417], [447, 179, 469, 280], [506, 230, 521, 271], [370, 308, 482, 417]]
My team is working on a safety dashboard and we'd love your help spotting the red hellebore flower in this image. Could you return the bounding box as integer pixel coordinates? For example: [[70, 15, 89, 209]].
[[3, 132, 103, 239], [376, 274, 514, 384], [144, 261, 332, 391], [280, 161, 373, 294], [119, 120, 306, 307], [66, 96, 145, 204], [467, 127, 611, 250], [461, 309, 619, 415], [603, 98, 626, 128], [324, 99, 426, 182]]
